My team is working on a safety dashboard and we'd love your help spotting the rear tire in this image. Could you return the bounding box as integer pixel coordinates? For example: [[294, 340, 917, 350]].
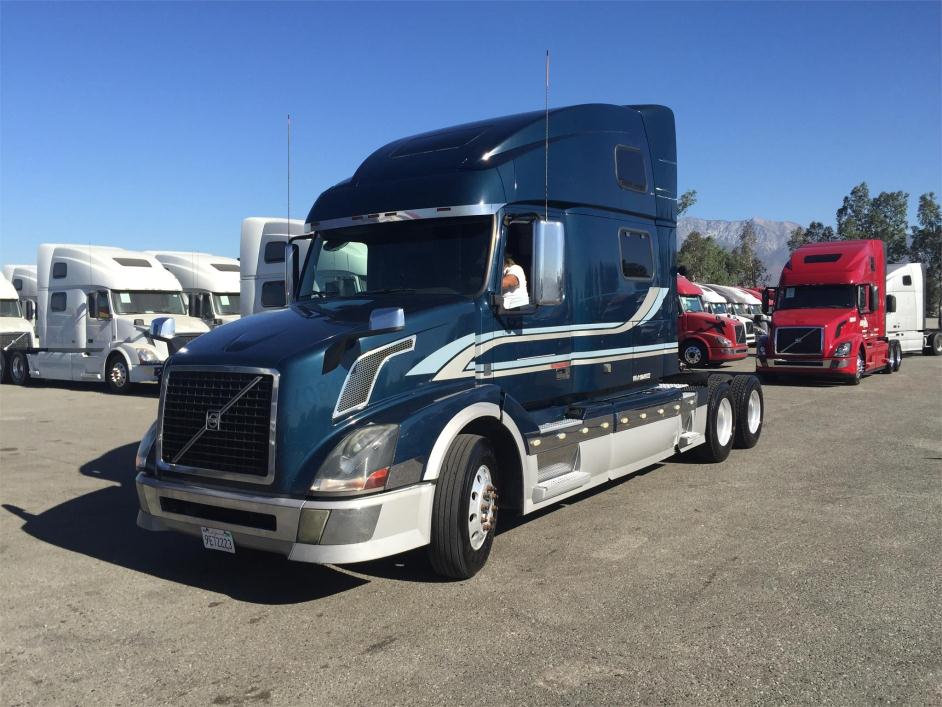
[[681, 341, 709, 368], [106, 354, 132, 394], [428, 434, 499, 580], [882, 343, 895, 374], [694, 380, 736, 463], [730, 375, 763, 449], [8, 351, 30, 386], [927, 332, 942, 356], [0, 352, 6, 383]]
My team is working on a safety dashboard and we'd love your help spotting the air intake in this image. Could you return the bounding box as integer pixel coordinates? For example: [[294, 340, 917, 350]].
[[334, 336, 415, 418]]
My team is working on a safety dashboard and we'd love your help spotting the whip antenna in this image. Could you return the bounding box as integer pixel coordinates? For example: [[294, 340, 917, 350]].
[[544, 50, 549, 221], [287, 113, 291, 230]]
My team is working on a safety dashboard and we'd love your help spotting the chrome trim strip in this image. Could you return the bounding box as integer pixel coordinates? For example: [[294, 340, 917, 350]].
[[333, 335, 416, 419], [156, 365, 280, 485], [308, 203, 503, 233]]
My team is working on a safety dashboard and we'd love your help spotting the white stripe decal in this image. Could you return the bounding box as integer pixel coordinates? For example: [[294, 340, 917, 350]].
[[407, 286, 670, 379]]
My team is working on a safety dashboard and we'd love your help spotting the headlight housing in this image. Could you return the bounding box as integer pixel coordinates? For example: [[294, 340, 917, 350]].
[[310, 424, 399, 495], [834, 342, 852, 357], [136, 348, 160, 364], [715, 336, 732, 347], [757, 342, 767, 357], [136, 421, 158, 473]]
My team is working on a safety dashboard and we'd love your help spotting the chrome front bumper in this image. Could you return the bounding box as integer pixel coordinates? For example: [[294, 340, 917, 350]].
[[758, 358, 852, 371], [136, 473, 434, 564]]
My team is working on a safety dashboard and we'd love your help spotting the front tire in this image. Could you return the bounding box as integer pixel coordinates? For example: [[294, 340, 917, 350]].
[[681, 341, 708, 368], [730, 375, 763, 449], [106, 354, 132, 394], [849, 350, 864, 385], [892, 342, 902, 372], [8, 351, 30, 386], [428, 434, 499, 579], [0, 352, 6, 383], [694, 380, 736, 463]]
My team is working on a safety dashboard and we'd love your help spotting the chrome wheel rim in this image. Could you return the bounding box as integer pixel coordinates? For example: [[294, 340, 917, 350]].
[[467, 465, 496, 551], [746, 389, 761, 434], [110, 360, 128, 388], [857, 354, 865, 378], [716, 398, 733, 447], [684, 346, 702, 365]]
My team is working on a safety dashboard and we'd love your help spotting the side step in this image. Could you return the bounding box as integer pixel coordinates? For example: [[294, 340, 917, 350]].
[[677, 431, 705, 451], [532, 471, 591, 503]]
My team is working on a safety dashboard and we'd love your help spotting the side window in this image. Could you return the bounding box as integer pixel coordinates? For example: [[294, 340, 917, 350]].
[[201, 293, 213, 318], [52, 262, 67, 279], [264, 241, 285, 264], [615, 145, 647, 192], [502, 221, 534, 309], [50, 292, 67, 312], [12, 278, 22, 291], [619, 230, 655, 280], [187, 294, 200, 318], [902, 275, 912, 286], [97, 291, 111, 319], [261, 280, 286, 308]]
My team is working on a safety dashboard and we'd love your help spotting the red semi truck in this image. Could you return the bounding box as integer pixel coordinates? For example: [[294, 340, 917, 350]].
[[677, 275, 748, 367], [756, 239, 901, 384]]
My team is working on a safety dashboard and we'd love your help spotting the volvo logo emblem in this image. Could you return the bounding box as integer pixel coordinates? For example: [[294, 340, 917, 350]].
[[206, 410, 222, 431]]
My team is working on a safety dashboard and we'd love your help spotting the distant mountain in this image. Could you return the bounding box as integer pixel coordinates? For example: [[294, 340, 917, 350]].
[[678, 216, 802, 282]]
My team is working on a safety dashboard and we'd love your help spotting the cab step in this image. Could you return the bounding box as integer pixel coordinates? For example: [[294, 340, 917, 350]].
[[532, 470, 591, 503]]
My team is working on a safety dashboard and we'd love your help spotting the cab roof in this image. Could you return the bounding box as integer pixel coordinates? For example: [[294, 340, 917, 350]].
[[677, 274, 703, 296], [781, 239, 884, 286]]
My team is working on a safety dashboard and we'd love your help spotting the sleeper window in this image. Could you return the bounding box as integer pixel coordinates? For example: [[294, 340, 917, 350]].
[[264, 242, 285, 264], [619, 230, 655, 280], [52, 263, 67, 279], [50, 292, 67, 312], [615, 145, 647, 193]]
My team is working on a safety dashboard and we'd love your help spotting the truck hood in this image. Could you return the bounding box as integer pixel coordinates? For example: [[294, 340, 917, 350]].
[[772, 308, 855, 329], [161, 295, 478, 494]]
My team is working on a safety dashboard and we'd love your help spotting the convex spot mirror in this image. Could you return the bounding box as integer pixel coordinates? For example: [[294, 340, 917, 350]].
[[531, 220, 565, 306]]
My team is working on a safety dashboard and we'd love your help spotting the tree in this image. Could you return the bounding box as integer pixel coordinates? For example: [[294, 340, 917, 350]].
[[788, 221, 837, 253], [869, 190, 909, 261], [787, 226, 809, 252], [910, 192, 942, 316], [730, 220, 768, 287], [677, 189, 697, 217], [836, 182, 872, 240], [678, 231, 738, 284]]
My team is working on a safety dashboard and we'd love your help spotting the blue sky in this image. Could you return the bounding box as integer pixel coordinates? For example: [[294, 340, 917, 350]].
[[2, 1, 940, 264]]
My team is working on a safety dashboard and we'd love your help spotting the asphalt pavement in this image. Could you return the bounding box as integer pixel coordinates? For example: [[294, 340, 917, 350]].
[[1, 355, 940, 705]]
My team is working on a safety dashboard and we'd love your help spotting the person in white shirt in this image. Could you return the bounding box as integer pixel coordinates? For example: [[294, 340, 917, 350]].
[[501, 255, 529, 309]]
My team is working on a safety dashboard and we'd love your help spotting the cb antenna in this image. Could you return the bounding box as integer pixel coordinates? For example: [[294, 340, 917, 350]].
[[544, 50, 550, 221], [287, 113, 291, 230]]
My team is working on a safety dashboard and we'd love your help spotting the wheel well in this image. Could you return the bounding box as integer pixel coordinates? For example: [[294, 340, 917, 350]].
[[105, 350, 130, 374], [460, 417, 523, 513]]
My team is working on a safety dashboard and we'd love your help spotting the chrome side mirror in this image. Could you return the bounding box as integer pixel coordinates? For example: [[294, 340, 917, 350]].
[[531, 220, 565, 306], [150, 317, 176, 340], [369, 307, 405, 333]]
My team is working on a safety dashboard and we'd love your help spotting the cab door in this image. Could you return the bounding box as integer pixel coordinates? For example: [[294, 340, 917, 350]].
[[83, 290, 113, 376], [476, 213, 572, 410]]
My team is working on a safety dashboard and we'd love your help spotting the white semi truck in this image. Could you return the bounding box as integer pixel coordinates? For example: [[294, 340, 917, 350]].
[[2, 264, 39, 337], [886, 263, 942, 355], [239, 217, 304, 316], [148, 251, 241, 327], [5, 245, 211, 393], [0, 273, 36, 382]]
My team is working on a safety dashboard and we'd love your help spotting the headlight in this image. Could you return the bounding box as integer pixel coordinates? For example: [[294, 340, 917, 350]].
[[136, 421, 158, 472], [136, 348, 160, 364], [715, 336, 732, 347], [834, 342, 852, 357], [757, 343, 767, 357], [310, 424, 399, 495]]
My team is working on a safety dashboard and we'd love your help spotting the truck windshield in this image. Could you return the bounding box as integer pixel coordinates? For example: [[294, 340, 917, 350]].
[[112, 291, 186, 315], [679, 296, 704, 313], [709, 302, 729, 315], [0, 299, 22, 317], [778, 285, 856, 310], [212, 293, 240, 316], [297, 216, 493, 300]]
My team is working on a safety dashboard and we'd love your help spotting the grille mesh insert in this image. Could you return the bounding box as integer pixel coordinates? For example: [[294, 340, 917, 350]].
[[775, 327, 823, 355], [0, 332, 30, 349], [735, 324, 746, 344], [161, 370, 274, 477], [335, 338, 414, 417]]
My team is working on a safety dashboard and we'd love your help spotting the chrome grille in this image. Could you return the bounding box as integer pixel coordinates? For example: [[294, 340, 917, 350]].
[[744, 320, 754, 335], [0, 332, 30, 350], [159, 368, 276, 481], [735, 323, 746, 344], [334, 337, 415, 418], [775, 327, 823, 355]]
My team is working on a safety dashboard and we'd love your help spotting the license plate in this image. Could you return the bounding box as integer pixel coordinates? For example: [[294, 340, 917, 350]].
[[201, 527, 235, 554]]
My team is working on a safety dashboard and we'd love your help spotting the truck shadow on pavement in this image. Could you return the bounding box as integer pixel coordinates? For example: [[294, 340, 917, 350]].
[[2, 443, 367, 604]]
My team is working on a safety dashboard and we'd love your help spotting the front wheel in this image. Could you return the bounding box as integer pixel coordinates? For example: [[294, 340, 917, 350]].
[[106, 354, 132, 394], [892, 342, 902, 372], [428, 434, 499, 580], [694, 380, 736, 463], [8, 351, 30, 386], [681, 341, 708, 368], [849, 351, 864, 385]]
